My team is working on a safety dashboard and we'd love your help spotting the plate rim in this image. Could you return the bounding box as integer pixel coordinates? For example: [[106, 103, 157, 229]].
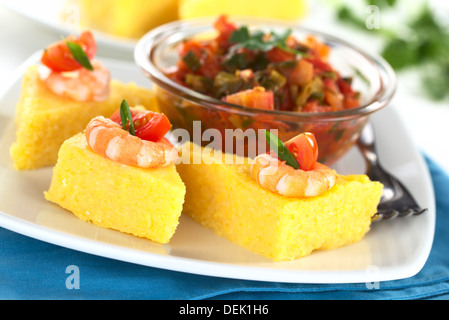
[[0, 52, 436, 284], [0, 209, 433, 284]]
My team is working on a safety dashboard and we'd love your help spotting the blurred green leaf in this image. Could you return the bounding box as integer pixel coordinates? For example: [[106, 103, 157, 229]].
[[422, 71, 449, 101], [381, 38, 419, 70], [336, 5, 365, 29], [230, 26, 294, 52], [365, 0, 397, 7], [335, 1, 449, 101]]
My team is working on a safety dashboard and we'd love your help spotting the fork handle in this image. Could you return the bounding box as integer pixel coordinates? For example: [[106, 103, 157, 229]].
[[356, 131, 393, 192], [357, 142, 379, 166], [356, 122, 379, 166]]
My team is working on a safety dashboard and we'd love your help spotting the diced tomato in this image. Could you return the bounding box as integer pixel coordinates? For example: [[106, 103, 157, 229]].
[[214, 14, 238, 49], [336, 77, 361, 109], [303, 35, 330, 60], [178, 40, 203, 62], [224, 86, 274, 110], [302, 100, 333, 113], [177, 40, 221, 79], [199, 47, 221, 78], [304, 57, 333, 74], [274, 85, 295, 111], [165, 69, 188, 86], [110, 108, 172, 142], [323, 78, 343, 110], [285, 35, 301, 49], [336, 77, 354, 96], [284, 132, 318, 171], [288, 59, 314, 87], [266, 47, 296, 63], [41, 30, 96, 72], [344, 96, 360, 109], [76, 30, 96, 59]]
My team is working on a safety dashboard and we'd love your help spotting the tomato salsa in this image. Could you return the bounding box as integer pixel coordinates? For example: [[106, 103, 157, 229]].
[[166, 15, 361, 113], [155, 15, 369, 165]]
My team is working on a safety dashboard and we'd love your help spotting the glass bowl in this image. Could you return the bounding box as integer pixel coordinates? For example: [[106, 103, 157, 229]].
[[134, 17, 396, 165]]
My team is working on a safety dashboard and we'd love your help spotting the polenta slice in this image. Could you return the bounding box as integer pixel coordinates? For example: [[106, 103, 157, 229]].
[[79, 0, 179, 39], [177, 143, 383, 261], [45, 133, 185, 244], [10, 65, 158, 170], [179, 0, 308, 21]]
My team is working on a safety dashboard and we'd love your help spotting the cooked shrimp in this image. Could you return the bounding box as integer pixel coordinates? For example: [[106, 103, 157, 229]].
[[85, 116, 178, 168], [251, 152, 337, 197], [39, 60, 110, 102]]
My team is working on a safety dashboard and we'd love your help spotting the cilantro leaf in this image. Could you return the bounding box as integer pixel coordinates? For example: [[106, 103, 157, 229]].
[[120, 100, 135, 136], [229, 26, 251, 44], [265, 130, 300, 170], [229, 26, 303, 54], [66, 41, 93, 71]]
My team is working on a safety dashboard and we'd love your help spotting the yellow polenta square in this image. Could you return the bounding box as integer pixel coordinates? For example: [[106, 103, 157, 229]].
[[176, 143, 383, 261], [44, 133, 186, 244], [79, 0, 179, 39], [10, 65, 159, 170]]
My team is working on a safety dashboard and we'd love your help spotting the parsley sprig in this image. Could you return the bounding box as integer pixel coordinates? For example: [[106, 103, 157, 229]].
[[66, 41, 94, 71], [229, 26, 304, 55], [265, 130, 299, 169], [119, 100, 135, 136]]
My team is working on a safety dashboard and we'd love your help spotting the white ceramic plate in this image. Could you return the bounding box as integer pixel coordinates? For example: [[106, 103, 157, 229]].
[[0, 53, 435, 284], [1, 0, 136, 52]]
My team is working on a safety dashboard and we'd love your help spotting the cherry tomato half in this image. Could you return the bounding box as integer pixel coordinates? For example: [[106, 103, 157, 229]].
[[284, 132, 318, 171], [110, 108, 172, 142], [41, 30, 97, 72]]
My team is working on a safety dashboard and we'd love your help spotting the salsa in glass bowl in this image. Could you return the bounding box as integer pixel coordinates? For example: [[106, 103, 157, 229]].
[[135, 16, 396, 164]]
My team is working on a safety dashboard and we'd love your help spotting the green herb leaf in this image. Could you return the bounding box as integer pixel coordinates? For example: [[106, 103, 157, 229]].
[[270, 29, 294, 51], [66, 41, 93, 71], [221, 52, 248, 72], [229, 26, 251, 44], [229, 26, 299, 54], [380, 38, 419, 70], [182, 50, 201, 72], [265, 130, 300, 169], [366, 0, 397, 7], [120, 100, 135, 136]]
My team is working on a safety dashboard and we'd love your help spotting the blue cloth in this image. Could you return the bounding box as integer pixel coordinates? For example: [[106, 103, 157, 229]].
[[1, 156, 448, 300]]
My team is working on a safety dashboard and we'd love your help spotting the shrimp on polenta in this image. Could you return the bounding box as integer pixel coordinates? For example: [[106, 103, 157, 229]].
[[39, 30, 110, 102], [85, 101, 178, 168], [251, 131, 336, 197]]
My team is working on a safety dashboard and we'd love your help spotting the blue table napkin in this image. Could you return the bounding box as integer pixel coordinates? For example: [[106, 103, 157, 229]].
[[1, 156, 448, 300]]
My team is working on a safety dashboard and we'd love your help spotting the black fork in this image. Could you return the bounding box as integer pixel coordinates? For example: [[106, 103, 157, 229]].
[[356, 122, 427, 221]]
